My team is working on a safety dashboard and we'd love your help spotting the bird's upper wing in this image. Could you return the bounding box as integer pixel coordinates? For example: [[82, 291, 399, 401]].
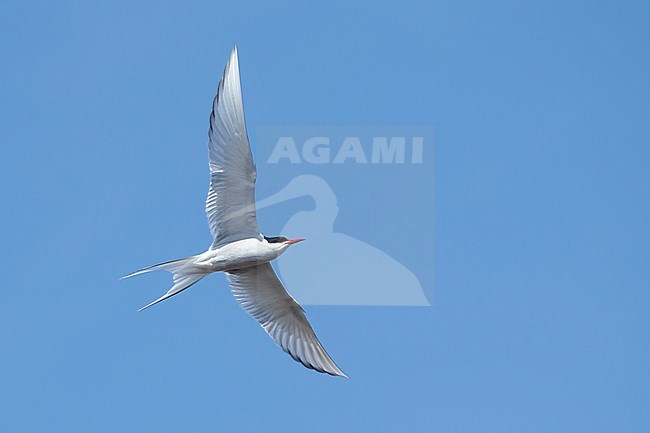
[[206, 46, 260, 248], [226, 263, 347, 377]]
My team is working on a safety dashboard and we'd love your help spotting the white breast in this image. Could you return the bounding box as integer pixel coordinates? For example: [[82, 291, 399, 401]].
[[195, 238, 280, 272]]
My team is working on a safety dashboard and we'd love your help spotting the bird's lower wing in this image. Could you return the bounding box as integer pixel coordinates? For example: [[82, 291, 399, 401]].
[[226, 263, 347, 377]]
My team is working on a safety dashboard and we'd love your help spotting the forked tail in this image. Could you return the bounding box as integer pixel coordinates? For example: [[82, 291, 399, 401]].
[[121, 256, 207, 311], [121, 257, 196, 280]]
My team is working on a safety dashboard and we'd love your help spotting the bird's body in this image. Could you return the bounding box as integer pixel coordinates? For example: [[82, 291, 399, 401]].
[[123, 45, 346, 378], [195, 237, 289, 273]]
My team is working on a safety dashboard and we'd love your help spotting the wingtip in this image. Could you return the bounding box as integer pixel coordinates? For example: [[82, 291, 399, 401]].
[[331, 366, 349, 378], [223, 44, 239, 77], [321, 368, 348, 378]]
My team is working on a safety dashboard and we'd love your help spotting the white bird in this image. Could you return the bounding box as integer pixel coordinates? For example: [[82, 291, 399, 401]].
[[123, 45, 347, 378]]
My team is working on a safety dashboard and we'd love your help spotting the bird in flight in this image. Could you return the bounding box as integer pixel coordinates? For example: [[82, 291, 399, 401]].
[[123, 46, 347, 378]]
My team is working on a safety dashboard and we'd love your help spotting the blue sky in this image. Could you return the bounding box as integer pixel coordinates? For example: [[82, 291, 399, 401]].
[[1, 1, 649, 432]]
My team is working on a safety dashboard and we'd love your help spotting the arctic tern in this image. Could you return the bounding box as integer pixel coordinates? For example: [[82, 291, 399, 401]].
[[123, 46, 346, 378]]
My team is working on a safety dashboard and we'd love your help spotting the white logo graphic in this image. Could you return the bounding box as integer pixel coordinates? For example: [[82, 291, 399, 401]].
[[256, 175, 430, 306], [267, 136, 424, 164]]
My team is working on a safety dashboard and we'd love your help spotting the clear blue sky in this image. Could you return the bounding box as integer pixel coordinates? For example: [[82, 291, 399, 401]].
[[1, 1, 649, 432]]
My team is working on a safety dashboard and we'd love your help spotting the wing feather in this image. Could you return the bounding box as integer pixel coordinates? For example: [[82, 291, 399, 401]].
[[226, 263, 347, 377], [206, 46, 260, 248]]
